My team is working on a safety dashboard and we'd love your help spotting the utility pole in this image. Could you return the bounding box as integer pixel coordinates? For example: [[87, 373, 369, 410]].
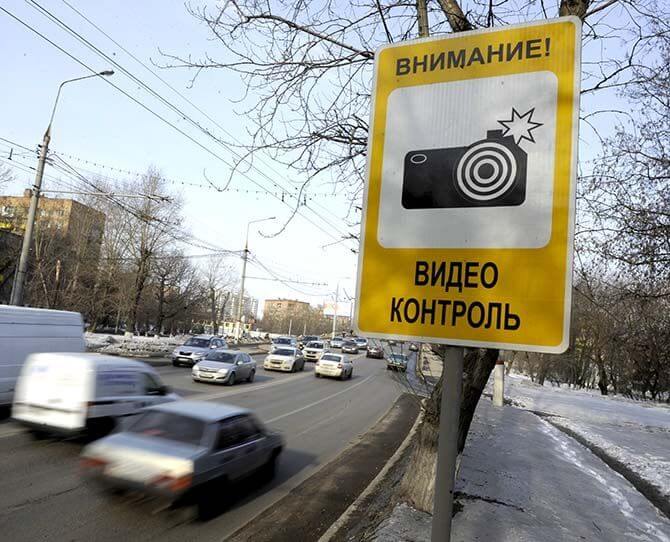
[[331, 282, 339, 339], [9, 70, 114, 306], [10, 131, 49, 306], [493, 358, 505, 407], [235, 216, 274, 340], [288, 318, 293, 336]]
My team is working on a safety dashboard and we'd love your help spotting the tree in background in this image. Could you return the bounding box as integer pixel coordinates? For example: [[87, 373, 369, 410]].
[[163, 0, 670, 510]]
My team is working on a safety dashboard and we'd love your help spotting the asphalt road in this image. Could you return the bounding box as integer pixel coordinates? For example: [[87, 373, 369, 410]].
[[0, 349, 418, 542]]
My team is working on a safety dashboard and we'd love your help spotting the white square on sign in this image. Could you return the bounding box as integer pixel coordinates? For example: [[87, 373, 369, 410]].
[[378, 71, 557, 249]]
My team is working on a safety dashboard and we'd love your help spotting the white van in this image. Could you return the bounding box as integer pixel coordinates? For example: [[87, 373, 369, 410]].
[[0, 305, 85, 406], [12, 353, 179, 437]]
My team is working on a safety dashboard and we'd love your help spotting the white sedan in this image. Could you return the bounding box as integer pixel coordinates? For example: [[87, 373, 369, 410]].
[[315, 353, 353, 380], [303, 341, 326, 362], [263, 347, 305, 373]]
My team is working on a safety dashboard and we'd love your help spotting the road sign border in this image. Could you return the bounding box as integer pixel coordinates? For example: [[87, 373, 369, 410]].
[[354, 17, 582, 354]]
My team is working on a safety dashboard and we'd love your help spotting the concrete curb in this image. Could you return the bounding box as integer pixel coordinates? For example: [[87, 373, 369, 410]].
[[317, 406, 425, 542]]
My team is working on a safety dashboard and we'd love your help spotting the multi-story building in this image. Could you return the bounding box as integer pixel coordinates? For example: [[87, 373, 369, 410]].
[[224, 293, 259, 322], [263, 298, 310, 320], [0, 190, 105, 262]]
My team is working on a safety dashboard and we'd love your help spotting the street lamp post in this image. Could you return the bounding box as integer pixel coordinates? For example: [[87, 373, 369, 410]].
[[10, 70, 114, 306], [235, 216, 275, 340]]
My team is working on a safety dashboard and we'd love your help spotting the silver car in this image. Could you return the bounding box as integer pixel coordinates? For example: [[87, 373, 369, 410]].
[[80, 401, 283, 518], [192, 350, 256, 385], [172, 335, 228, 367]]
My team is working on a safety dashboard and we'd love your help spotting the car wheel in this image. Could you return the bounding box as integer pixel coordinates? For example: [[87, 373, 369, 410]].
[[172, 361, 178, 367], [262, 451, 279, 482], [315, 372, 320, 378], [247, 369, 255, 382], [386, 366, 391, 370], [226, 372, 236, 386], [349, 370, 353, 379]]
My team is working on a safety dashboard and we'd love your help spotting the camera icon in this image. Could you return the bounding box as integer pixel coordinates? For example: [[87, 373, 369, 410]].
[[402, 130, 528, 209]]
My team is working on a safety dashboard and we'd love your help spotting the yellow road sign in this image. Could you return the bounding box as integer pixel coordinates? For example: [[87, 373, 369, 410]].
[[355, 18, 581, 353]]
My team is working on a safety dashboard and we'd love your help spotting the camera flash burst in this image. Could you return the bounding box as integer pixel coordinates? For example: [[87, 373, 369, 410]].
[[498, 108, 543, 145]]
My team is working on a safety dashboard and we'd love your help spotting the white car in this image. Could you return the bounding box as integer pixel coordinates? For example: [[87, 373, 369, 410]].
[[315, 353, 353, 380], [303, 341, 326, 362], [13, 353, 178, 437], [263, 347, 305, 373]]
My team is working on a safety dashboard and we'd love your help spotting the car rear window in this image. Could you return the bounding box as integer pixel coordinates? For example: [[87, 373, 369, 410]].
[[273, 348, 295, 356], [390, 354, 409, 362], [128, 411, 205, 446], [321, 354, 341, 362], [184, 338, 210, 347], [205, 351, 236, 363]]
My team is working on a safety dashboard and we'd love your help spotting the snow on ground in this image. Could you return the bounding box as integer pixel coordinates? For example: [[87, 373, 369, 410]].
[[85, 333, 186, 357], [548, 415, 670, 503], [370, 400, 670, 542], [85, 332, 269, 357], [500, 373, 670, 513]]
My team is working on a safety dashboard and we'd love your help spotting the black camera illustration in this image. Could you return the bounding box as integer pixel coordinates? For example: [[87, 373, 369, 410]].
[[402, 130, 528, 209]]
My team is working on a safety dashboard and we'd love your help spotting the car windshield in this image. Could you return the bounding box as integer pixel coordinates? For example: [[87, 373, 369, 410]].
[[184, 338, 210, 348], [274, 338, 292, 345], [204, 351, 236, 363], [303, 336, 318, 342], [128, 411, 205, 446], [307, 342, 324, 349], [321, 354, 341, 362], [274, 348, 295, 357], [354, 338, 366, 343], [390, 354, 408, 362], [343, 341, 356, 346]]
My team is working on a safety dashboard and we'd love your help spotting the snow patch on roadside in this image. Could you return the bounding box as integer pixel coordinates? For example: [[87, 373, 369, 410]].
[[539, 420, 670, 542], [548, 417, 670, 504]]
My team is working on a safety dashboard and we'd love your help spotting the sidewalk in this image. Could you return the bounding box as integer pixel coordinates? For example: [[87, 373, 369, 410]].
[[369, 400, 670, 541], [417, 345, 443, 383]]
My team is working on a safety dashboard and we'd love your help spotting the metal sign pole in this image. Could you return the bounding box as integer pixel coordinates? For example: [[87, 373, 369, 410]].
[[431, 346, 464, 542]]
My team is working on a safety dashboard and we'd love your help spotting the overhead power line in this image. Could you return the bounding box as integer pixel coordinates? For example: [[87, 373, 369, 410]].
[[16, 1, 355, 247]]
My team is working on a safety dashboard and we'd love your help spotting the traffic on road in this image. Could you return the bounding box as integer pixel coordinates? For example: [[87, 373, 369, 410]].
[[0, 310, 420, 541]]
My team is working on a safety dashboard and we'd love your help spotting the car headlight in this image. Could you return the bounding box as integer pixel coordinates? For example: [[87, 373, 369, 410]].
[[218, 368, 228, 374]]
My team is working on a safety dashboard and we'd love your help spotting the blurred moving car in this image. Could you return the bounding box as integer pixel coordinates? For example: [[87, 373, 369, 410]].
[[315, 353, 353, 380], [341, 340, 359, 355], [297, 335, 319, 349], [12, 353, 177, 437], [353, 337, 368, 349], [172, 335, 227, 367], [366, 344, 384, 359], [263, 347, 305, 372], [409, 343, 419, 352], [270, 336, 298, 353], [329, 337, 344, 349], [387, 353, 409, 372], [1, 305, 85, 406], [192, 350, 256, 385], [80, 401, 283, 518], [303, 341, 326, 362]]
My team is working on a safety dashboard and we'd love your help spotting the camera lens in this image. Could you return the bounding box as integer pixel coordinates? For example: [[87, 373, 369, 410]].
[[456, 142, 517, 201]]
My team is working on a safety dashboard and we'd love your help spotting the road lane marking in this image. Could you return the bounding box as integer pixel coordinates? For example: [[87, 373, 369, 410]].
[[266, 374, 375, 424], [193, 370, 313, 401]]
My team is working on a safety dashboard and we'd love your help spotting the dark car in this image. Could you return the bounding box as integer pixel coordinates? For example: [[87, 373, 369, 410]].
[[341, 340, 359, 355], [387, 353, 409, 372], [366, 344, 384, 359], [298, 335, 319, 349]]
